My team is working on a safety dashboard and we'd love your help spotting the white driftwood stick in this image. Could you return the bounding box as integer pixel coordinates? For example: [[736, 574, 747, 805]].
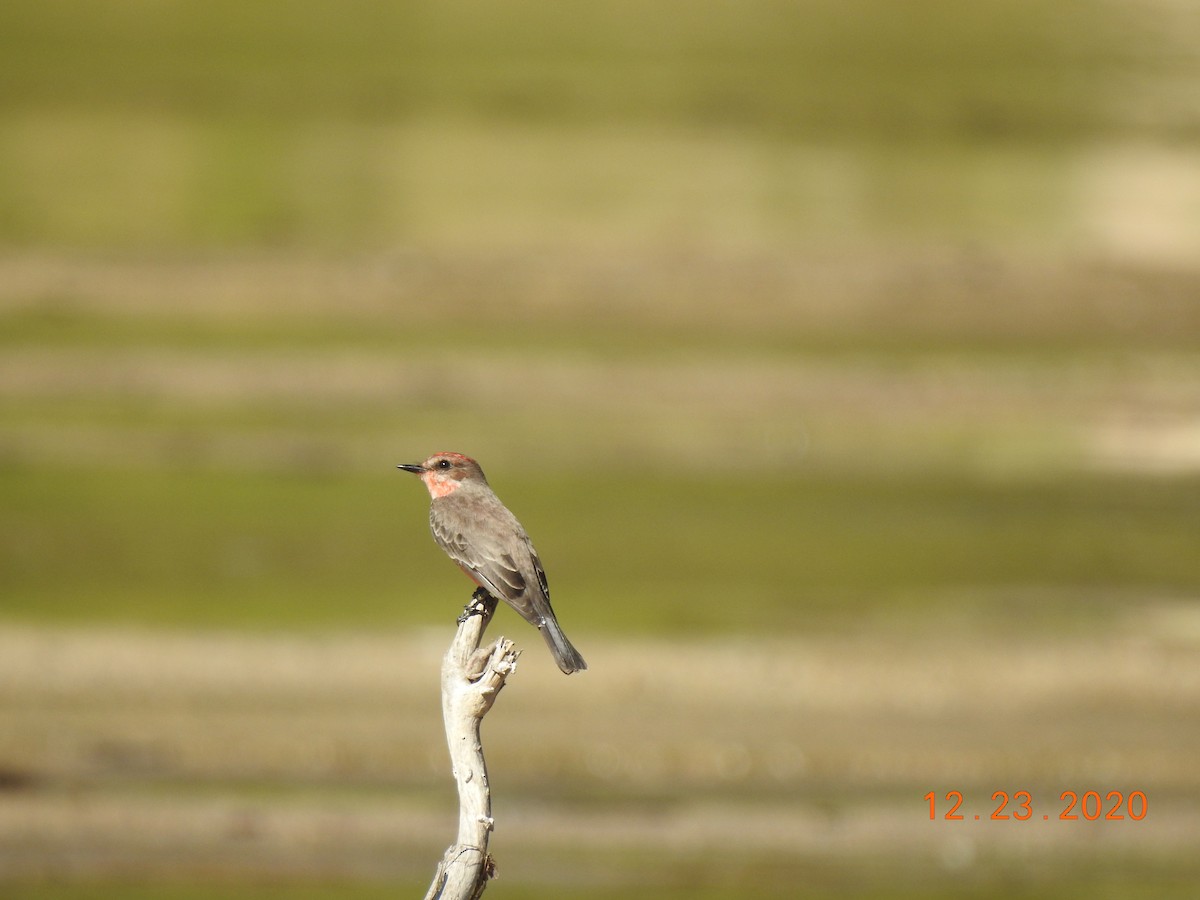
[[423, 593, 520, 900]]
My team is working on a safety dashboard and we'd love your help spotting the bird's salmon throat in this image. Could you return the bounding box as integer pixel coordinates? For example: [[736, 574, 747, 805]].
[[423, 474, 461, 499]]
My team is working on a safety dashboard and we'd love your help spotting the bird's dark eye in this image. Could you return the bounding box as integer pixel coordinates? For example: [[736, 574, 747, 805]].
[[436, 459, 452, 469]]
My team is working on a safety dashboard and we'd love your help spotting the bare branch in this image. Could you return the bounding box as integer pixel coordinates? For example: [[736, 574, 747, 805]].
[[423, 592, 520, 900]]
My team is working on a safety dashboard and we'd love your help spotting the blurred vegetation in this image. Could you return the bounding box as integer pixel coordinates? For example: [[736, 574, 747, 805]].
[[0, 0, 1197, 248], [10, 866, 1200, 900], [3, 464, 1199, 633], [2, 1, 1199, 897]]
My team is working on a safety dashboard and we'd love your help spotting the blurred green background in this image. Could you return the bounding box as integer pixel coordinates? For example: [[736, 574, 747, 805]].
[[2, 1, 1199, 897]]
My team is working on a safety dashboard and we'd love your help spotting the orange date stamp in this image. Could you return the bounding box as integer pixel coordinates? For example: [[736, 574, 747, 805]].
[[925, 790, 1147, 821]]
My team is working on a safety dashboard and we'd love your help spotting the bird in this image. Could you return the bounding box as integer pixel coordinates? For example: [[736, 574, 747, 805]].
[[397, 452, 587, 674]]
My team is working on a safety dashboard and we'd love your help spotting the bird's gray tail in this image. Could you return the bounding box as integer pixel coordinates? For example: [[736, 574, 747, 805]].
[[540, 615, 587, 674]]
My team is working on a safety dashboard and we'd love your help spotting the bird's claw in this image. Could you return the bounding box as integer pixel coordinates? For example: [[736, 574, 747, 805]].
[[457, 587, 494, 624]]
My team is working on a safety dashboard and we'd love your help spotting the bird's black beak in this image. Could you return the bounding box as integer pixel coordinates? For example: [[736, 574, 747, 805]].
[[397, 463, 424, 474]]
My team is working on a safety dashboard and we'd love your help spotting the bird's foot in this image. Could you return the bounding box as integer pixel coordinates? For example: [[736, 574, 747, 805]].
[[457, 587, 494, 624]]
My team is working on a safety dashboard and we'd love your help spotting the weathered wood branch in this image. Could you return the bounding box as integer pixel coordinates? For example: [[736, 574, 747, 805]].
[[423, 591, 520, 900]]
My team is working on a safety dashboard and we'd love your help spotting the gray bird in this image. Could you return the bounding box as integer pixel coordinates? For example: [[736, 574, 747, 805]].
[[397, 452, 587, 674]]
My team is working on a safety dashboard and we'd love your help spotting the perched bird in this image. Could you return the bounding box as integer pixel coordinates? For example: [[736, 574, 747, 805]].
[[397, 452, 587, 674]]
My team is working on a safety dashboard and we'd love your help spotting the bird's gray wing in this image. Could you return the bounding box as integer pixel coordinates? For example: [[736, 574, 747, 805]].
[[530, 548, 551, 602], [430, 513, 535, 619]]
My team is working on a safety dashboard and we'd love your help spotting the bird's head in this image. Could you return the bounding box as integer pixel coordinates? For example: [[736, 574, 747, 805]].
[[398, 452, 487, 498]]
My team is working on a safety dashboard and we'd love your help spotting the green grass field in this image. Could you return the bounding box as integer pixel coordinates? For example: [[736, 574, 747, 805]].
[[3, 463, 1199, 633], [2, 1, 1199, 896]]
